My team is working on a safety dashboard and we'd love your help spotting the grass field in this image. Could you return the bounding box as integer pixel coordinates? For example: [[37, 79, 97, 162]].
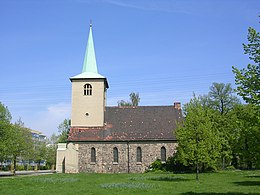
[[0, 170, 260, 195]]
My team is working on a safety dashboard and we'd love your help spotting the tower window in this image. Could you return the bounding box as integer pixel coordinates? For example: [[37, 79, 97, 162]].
[[161, 146, 166, 162], [84, 84, 92, 96], [137, 147, 142, 163], [91, 147, 96, 163], [113, 147, 118, 163]]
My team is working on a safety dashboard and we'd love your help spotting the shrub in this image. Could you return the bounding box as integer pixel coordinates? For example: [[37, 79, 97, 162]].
[[226, 165, 236, 170]]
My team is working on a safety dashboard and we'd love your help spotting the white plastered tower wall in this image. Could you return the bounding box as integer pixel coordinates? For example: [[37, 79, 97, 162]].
[[71, 79, 106, 127], [56, 23, 108, 173]]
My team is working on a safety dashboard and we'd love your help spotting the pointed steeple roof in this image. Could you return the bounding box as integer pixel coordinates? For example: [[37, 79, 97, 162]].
[[82, 22, 98, 74], [70, 22, 107, 82]]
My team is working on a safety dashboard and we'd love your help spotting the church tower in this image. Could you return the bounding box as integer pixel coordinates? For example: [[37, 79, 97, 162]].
[[70, 23, 109, 127]]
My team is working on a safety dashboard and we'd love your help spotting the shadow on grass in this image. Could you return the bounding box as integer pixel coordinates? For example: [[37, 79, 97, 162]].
[[181, 192, 260, 195], [246, 175, 260, 178], [233, 181, 260, 186], [149, 176, 189, 182]]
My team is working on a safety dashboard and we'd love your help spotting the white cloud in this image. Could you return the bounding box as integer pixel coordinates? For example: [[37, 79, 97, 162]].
[[16, 102, 71, 137]]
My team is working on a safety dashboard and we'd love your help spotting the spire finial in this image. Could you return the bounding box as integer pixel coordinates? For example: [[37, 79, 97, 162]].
[[90, 19, 92, 28]]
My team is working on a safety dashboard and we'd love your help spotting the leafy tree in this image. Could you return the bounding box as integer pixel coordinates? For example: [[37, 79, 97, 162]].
[[58, 119, 70, 143], [0, 102, 12, 159], [118, 92, 140, 107], [8, 122, 34, 175], [200, 83, 240, 169], [129, 92, 140, 106], [0, 102, 12, 123], [176, 96, 221, 180], [45, 144, 57, 170], [48, 133, 59, 145], [232, 26, 260, 106], [117, 100, 132, 107], [231, 104, 260, 169], [32, 140, 47, 169], [207, 83, 240, 115], [44, 133, 59, 169]]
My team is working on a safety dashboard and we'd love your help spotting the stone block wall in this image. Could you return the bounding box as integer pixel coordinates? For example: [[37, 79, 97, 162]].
[[78, 141, 177, 173]]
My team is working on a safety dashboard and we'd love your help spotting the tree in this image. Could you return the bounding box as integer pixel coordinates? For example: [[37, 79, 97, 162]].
[[176, 96, 221, 180], [58, 119, 70, 143], [0, 102, 12, 159], [32, 140, 47, 169], [129, 92, 140, 106], [232, 26, 260, 106], [118, 92, 140, 107], [117, 100, 132, 107], [208, 83, 240, 115], [8, 121, 34, 175], [0, 102, 12, 123], [231, 104, 260, 169], [200, 83, 240, 169]]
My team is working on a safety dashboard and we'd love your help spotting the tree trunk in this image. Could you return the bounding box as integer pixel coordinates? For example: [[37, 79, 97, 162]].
[[222, 156, 225, 170], [13, 157, 16, 176], [196, 162, 199, 181]]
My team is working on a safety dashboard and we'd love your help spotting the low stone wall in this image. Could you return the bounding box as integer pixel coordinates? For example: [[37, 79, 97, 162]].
[[77, 141, 177, 173]]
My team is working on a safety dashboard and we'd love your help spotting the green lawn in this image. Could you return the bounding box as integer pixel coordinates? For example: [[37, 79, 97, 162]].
[[0, 170, 260, 195]]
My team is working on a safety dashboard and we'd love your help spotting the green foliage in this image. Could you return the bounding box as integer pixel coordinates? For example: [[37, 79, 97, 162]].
[[206, 83, 240, 115], [32, 140, 47, 165], [176, 95, 222, 180], [232, 27, 260, 105], [45, 144, 57, 168], [149, 159, 165, 172], [7, 121, 34, 175], [0, 102, 12, 158], [230, 104, 260, 169], [117, 100, 132, 107], [58, 118, 70, 143], [225, 165, 236, 170], [118, 92, 140, 107], [129, 92, 140, 106], [0, 102, 12, 123]]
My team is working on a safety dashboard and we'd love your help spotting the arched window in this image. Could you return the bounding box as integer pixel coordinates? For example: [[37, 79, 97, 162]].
[[113, 147, 118, 163], [91, 147, 96, 163], [84, 84, 92, 96], [137, 147, 142, 162], [161, 146, 166, 162]]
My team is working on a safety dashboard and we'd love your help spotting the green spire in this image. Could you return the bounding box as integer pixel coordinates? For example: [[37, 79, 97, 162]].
[[82, 22, 98, 73]]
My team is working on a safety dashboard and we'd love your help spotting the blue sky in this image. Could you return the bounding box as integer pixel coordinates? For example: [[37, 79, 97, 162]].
[[0, 0, 259, 136]]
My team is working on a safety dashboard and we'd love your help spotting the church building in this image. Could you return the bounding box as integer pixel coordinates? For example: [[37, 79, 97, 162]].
[[56, 24, 182, 173]]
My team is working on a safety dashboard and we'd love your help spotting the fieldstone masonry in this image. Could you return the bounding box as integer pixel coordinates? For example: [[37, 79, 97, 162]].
[[78, 141, 177, 173]]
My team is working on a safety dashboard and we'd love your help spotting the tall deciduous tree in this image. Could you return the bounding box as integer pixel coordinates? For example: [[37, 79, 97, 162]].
[[208, 83, 240, 115], [129, 92, 140, 106], [0, 102, 12, 123], [58, 119, 71, 143], [118, 92, 140, 107], [176, 96, 221, 180], [232, 26, 260, 106], [231, 104, 260, 169], [8, 121, 33, 175], [0, 102, 12, 159], [200, 83, 240, 169]]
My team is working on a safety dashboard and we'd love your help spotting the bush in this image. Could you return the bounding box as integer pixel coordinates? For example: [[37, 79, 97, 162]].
[[165, 156, 193, 173], [226, 165, 236, 170], [16, 165, 25, 171]]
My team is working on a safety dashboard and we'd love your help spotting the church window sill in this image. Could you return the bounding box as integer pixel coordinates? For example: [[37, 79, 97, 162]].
[[113, 162, 118, 165]]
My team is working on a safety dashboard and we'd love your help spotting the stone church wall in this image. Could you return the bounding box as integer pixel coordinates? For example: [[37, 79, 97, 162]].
[[78, 141, 177, 173]]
